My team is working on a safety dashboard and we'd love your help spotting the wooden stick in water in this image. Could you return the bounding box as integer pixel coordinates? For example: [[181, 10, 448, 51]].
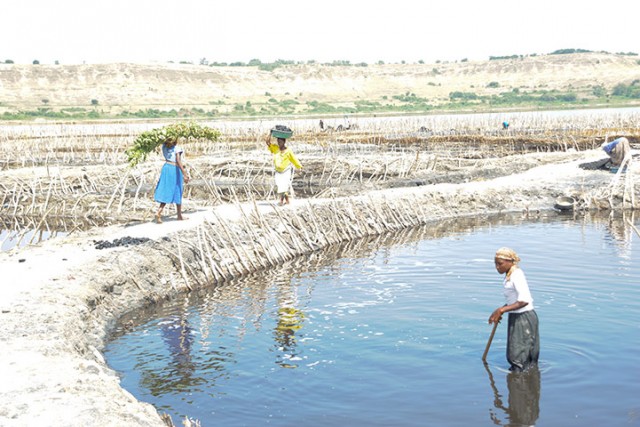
[[482, 320, 500, 362]]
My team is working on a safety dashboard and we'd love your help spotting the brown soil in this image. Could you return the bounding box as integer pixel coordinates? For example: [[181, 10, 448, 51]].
[[1, 52, 639, 115]]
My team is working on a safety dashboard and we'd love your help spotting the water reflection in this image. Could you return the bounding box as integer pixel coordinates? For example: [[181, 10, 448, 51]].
[[0, 227, 66, 251], [140, 297, 201, 396], [0, 216, 103, 252], [105, 210, 640, 426], [273, 275, 306, 369], [162, 299, 195, 374], [485, 363, 540, 426], [604, 211, 635, 259], [273, 268, 312, 368]]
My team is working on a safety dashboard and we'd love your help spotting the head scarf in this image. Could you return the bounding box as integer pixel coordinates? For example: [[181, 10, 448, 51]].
[[495, 247, 520, 263], [495, 247, 520, 279]]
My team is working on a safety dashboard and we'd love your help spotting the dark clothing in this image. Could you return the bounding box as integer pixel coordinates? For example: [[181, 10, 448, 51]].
[[507, 367, 541, 425], [506, 310, 540, 372]]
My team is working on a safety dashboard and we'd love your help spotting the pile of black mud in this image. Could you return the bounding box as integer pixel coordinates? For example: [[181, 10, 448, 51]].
[[94, 236, 151, 250]]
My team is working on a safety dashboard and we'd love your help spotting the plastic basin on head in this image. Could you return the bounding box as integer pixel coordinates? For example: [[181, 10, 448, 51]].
[[271, 129, 293, 139]]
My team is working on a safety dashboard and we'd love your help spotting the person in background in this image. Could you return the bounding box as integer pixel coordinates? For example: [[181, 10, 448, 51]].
[[154, 137, 190, 223], [601, 136, 631, 168], [489, 247, 540, 372], [265, 128, 302, 206]]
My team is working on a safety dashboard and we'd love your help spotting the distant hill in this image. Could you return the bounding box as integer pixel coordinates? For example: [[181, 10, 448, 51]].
[[1, 52, 639, 119]]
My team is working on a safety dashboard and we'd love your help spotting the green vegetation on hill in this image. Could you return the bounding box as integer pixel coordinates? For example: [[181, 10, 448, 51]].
[[1, 50, 639, 121], [2, 82, 638, 121]]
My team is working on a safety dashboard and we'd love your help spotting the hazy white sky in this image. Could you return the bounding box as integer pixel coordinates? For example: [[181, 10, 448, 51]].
[[3, 0, 639, 65]]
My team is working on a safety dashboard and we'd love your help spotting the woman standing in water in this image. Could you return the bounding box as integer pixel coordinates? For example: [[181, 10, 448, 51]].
[[154, 137, 190, 223], [489, 247, 540, 371]]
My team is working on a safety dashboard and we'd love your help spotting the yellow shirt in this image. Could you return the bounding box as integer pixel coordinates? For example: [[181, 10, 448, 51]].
[[268, 144, 302, 172]]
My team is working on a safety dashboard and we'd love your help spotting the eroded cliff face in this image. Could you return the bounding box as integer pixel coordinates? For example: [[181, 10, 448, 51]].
[[1, 52, 638, 113]]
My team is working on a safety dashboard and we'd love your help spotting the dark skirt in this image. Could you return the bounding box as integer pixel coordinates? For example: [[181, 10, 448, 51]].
[[154, 163, 183, 204], [506, 310, 540, 372]]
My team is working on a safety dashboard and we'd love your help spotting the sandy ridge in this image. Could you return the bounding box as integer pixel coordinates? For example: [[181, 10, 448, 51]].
[[1, 52, 639, 113]]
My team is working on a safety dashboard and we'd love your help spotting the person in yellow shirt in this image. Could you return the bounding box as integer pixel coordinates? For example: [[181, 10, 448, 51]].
[[265, 127, 302, 206]]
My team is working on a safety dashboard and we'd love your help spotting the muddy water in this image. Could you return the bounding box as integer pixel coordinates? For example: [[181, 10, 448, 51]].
[[104, 212, 640, 426]]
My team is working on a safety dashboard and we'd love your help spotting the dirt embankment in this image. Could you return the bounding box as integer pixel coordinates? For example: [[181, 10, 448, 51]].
[[0, 52, 638, 114], [1, 146, 638, 426]]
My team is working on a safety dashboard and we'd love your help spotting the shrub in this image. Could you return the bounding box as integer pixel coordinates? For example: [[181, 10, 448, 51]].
[[558, 93, 577, 102], [612, 83, 640, 98], [592, 85, 607, 97], [489, 55, 518, 60], [549, 48, 592, 55], [258, 63, 278, 71], [449, 91, 478, 100]]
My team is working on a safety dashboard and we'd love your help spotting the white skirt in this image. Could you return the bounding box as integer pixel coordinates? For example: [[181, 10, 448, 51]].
[[275, 167, 293, 194]]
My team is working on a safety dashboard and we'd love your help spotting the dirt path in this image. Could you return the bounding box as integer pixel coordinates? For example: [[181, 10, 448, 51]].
[[0, 149, 635, 426]]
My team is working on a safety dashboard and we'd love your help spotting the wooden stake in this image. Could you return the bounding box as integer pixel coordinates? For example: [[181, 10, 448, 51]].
[[482, 320, 499, 362]]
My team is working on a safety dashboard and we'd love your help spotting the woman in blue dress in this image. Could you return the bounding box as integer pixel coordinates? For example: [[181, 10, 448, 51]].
[[154, 137, 190, 223]]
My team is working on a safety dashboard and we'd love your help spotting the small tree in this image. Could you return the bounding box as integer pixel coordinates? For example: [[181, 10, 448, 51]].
[[592, 85, 607, 97], [32, 59, 40, 65], [91, 99, 99, 106]]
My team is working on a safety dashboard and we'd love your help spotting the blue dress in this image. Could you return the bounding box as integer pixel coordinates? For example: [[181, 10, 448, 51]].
[[154, 144, 184, 204]]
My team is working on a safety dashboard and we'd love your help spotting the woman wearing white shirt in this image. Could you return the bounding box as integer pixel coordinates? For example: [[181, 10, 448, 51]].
[[489, 247, 540, 372]]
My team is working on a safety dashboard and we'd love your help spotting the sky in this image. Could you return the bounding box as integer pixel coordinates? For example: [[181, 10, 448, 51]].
[[2, 0, 639, 65]]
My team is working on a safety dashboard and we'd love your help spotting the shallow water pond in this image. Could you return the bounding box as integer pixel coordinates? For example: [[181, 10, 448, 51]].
[[0, 227, 67, 251], [104, 212, 640, 426]]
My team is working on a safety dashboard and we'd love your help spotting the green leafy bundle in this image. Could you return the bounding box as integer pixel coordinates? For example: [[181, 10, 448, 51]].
[[126, 122, 221, 167]]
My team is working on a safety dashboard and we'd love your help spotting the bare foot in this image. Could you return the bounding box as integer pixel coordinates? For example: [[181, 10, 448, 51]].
[[177, 216, 188, 221], [155, 214, 163, 224]]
